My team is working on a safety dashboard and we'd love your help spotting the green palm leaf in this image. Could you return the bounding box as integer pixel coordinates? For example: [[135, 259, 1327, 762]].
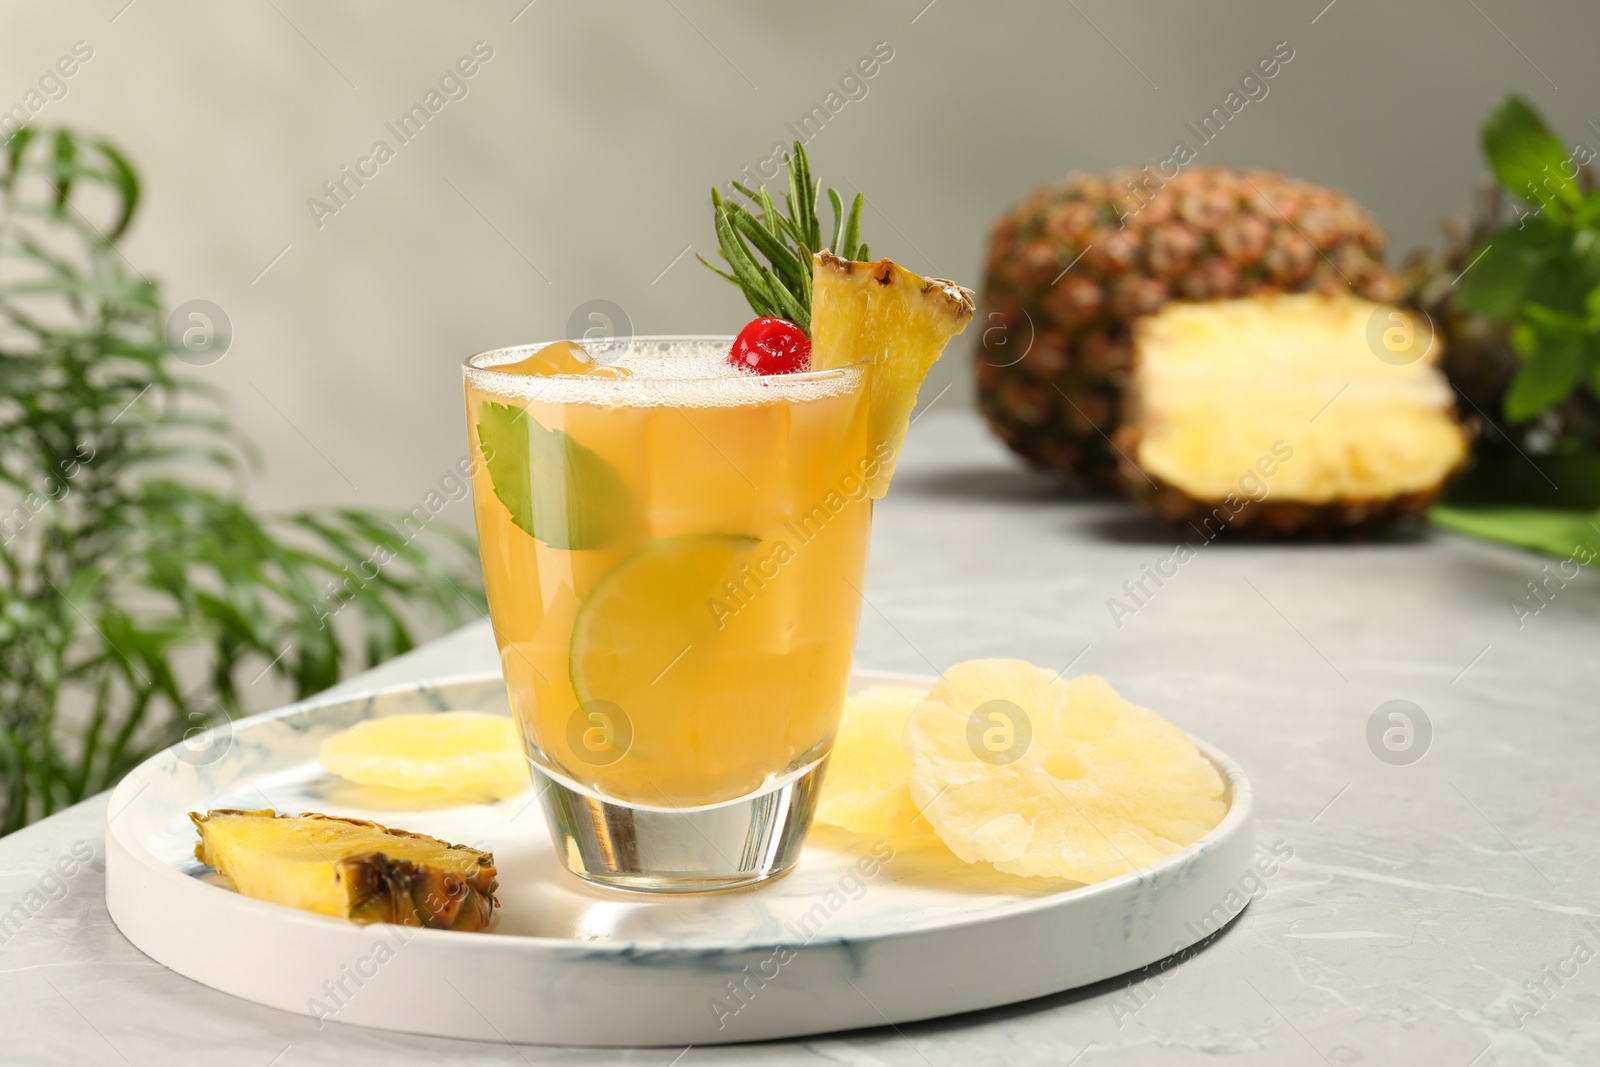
[[0, 127, 484, 833]]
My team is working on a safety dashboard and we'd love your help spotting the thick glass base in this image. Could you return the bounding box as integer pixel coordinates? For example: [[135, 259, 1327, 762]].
[[535, 757, 828, 893]]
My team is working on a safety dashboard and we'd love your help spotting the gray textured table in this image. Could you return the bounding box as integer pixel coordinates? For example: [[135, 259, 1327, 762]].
[[3, 410, 1597, 1066]]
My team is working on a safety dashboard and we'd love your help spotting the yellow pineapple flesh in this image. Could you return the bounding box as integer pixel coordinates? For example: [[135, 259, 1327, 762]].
[[815, 685, 935, 838], [318, 711, 527, 795], [1120, 293, 1469, 528], [810, 251, 975, 495], [903, 660, 1225, 884], [191, 809, 498, 930]]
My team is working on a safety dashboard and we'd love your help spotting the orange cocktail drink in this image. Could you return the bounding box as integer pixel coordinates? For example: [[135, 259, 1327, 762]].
[[465, 337, 875, 889]]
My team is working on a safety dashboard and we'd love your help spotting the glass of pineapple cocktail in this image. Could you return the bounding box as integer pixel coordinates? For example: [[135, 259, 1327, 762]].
[[464, 142, 971, 892], [464, 337, 879, 891]]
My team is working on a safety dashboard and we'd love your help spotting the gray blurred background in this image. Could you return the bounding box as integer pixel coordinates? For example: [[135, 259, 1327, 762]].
[[2, 0, 1595, 521]]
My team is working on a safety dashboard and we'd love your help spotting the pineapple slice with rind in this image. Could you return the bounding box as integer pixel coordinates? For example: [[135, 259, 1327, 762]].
[[815, 685, 935, 837], [904, 660, 1226, 883], [810, 252, 974, 496], [191, 809, 498, 931], [318, 711, 526, 794]]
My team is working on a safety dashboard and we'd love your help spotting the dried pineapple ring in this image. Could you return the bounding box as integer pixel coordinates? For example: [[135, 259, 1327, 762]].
[[319, 712, 527, 793], [905, 660, 1225, 883], [815, 685, 932, 836]]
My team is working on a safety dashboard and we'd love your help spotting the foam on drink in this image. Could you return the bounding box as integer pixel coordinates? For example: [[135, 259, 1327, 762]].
[[464, 338, 858, 408]]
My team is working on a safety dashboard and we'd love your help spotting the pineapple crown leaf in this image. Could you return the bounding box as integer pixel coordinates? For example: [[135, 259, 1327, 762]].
[[698, 140, 869, 335]]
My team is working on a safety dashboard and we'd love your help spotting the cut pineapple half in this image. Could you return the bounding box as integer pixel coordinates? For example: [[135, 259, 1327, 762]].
[[904, 660, 1225, 883], [191, 809, 498, 930], [815, 685, 935, 837], [1122, 294, 1469, 519], [810, 251, 974, 496], [318, 711, 526, 794]]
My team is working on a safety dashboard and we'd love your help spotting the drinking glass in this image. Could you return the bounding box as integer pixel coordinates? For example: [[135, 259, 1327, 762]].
[[464, 337, 874, 892]]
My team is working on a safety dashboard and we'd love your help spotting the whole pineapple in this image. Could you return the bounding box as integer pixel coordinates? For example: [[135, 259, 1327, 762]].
[[976, 167, 1405, 485]]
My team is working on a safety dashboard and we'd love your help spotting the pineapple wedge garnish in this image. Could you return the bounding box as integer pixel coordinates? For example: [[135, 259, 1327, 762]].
[[810, 251, 974, 496], [191, 809, 498, 931]]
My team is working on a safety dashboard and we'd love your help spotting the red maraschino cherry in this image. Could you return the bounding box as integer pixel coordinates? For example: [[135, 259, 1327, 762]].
[[729, 317, 811, 375]]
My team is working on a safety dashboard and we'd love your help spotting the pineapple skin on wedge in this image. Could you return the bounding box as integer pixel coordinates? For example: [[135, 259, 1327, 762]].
[[810, 252, 974, 497], [191, 809, 498, 931]]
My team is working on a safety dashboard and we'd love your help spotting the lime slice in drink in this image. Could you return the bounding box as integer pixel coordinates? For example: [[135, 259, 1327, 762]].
[[569, 533, 759, 725]]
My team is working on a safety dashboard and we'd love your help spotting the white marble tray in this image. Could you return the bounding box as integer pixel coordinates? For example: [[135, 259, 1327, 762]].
[[104, 670, 1255, 1047]]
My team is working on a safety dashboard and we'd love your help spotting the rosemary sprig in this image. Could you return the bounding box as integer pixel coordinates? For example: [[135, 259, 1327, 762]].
[[698, 140, 870, 335]]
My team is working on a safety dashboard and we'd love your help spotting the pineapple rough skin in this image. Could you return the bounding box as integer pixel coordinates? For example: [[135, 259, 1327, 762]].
[[191, 809, 499, 931], [975, 167, 1405, 488], [1118, 467, 1460, 538]]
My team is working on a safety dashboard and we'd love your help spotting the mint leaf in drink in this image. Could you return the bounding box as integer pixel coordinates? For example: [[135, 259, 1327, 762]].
[[1483, 95, 1582, 214], [476, 401, 633, 549]]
